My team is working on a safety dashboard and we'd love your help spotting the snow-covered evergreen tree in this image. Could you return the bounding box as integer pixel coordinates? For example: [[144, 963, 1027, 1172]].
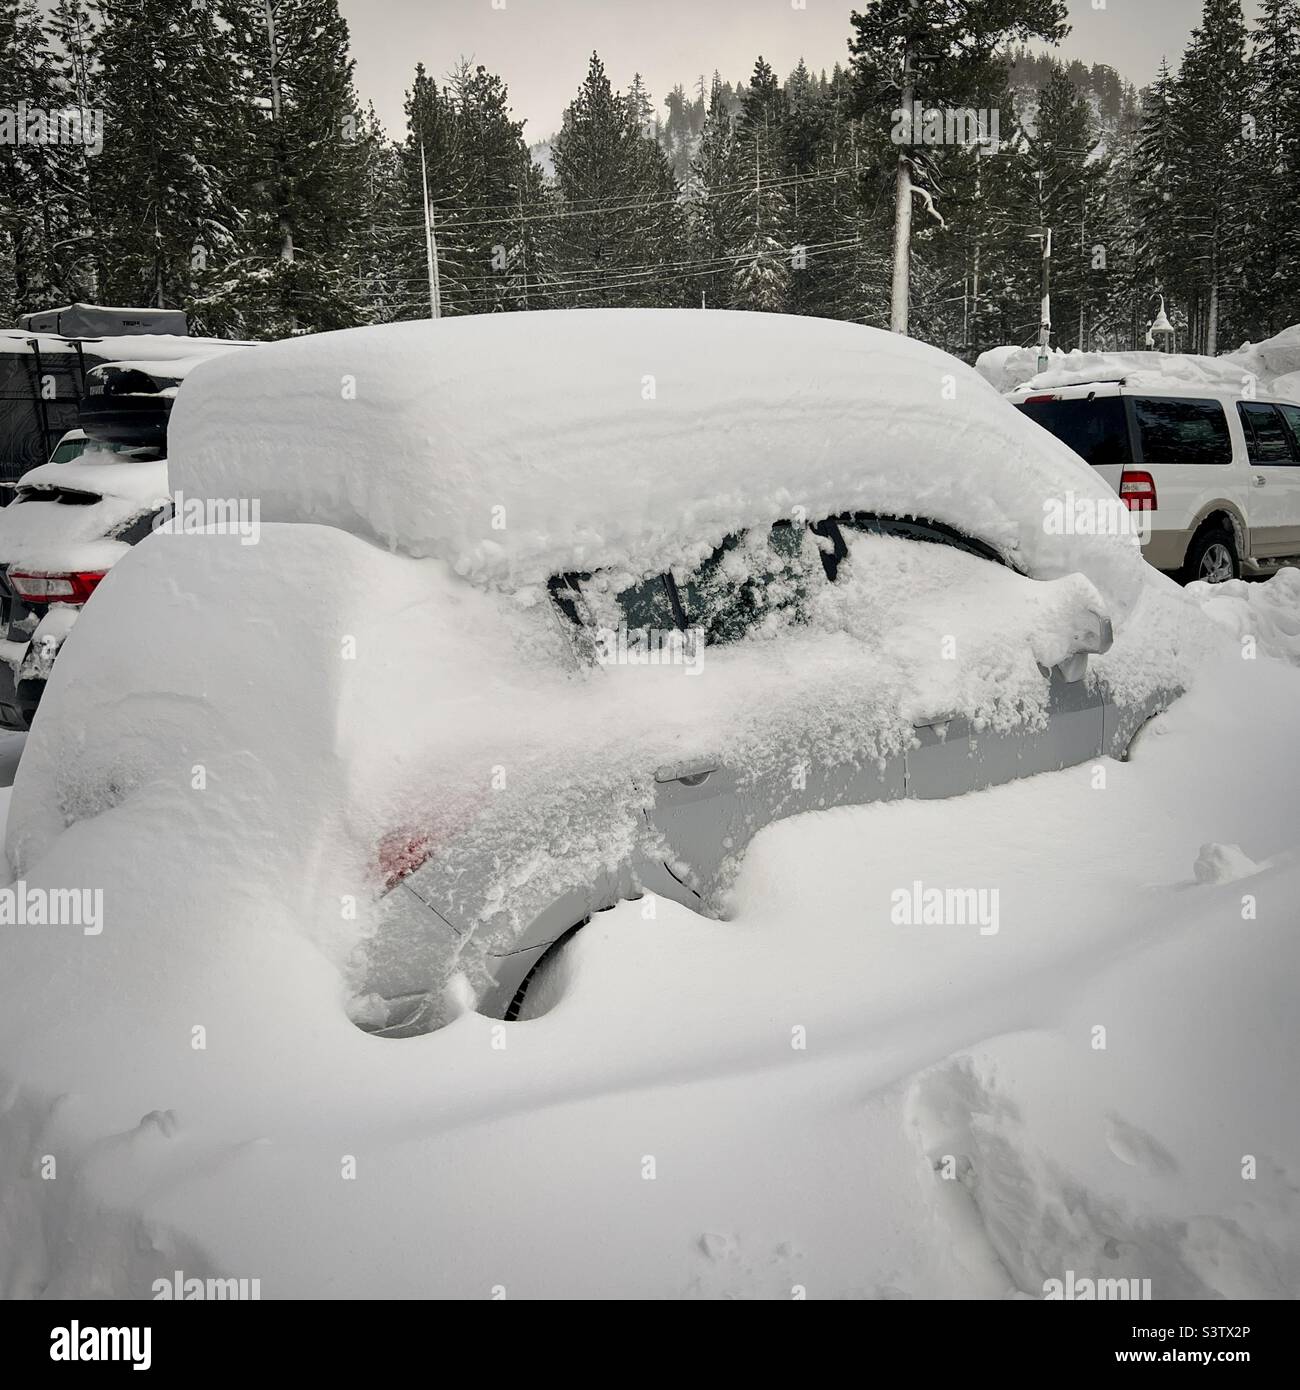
[[1171, 0, 1252, 353], [551, 52, 686, 309], [90, 0, 237, 313], [0, 0, 68, 315]]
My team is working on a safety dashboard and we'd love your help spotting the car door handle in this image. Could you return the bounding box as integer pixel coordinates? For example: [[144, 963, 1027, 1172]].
[[1253, 474, 1267, 486]]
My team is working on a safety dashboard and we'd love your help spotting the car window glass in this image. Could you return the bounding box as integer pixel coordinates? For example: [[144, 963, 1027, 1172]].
[[573, 571, 680, 637], [675, 521, 821, 646], [1279, 404, 1300, 452], [1015, 397, 1132, 467], [1132, 397, 1232, 466], [1239, 403, 1297, 464]]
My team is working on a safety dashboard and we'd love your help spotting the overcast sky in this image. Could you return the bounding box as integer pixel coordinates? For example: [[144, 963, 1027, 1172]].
[[337, 0, 1263, 142]]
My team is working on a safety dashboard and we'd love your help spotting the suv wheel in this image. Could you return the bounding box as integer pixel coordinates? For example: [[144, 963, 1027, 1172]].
[[1182, 527, 1239, 585]]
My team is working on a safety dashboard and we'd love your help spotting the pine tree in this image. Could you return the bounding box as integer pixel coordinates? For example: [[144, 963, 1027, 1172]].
[[211, 0, 369, 336], [0, 0, 67, 315], [90, 0, 238, 313], [46, 0, 99, 302], [726, 57, 792, 312], [687, 74, 743, 308], [1171, 0, 1252, 353], [1241, 0, 1300, 335], [551, 52, 686, 310], [450, 61, 548, 315], [352, 103, 404, 323], [849, 0, 1070, 335], [394, 64, 463, 319], [729, 131, 791, 313]]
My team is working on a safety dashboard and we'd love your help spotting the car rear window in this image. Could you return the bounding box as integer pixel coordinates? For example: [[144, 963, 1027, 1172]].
[[1014, 397, 1132, 467], [1132, 397, 1232, 467]]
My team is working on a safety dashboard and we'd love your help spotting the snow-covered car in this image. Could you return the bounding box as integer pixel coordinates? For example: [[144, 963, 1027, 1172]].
[[5, 310, 1188, 1039], [0, 447, 168, 730]]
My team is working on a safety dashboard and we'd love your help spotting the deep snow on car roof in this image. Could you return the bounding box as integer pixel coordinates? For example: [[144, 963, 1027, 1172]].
[[167, 309, 1147, 615]]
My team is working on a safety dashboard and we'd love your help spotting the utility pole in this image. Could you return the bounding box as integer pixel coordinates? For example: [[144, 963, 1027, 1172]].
[[420, 139, 442, 320], [890, 0, 921, 335], [1078, 198, 1086, 349], [515, 176, 529, 310], [1038, 224, 1053, 373]]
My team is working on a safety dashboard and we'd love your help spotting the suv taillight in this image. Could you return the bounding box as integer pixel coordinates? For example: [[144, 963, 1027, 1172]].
[[7, 569, 107, 605], [1119, 470, 1157, 512]]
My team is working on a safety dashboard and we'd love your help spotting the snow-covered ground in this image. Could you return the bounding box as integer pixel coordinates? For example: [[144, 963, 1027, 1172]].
[[0, 572, 1297, 1299]]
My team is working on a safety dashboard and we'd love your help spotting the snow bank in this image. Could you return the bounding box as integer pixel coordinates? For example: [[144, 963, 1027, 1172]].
[[167, 309, 1149, 620], [1229, 325, 1300, 396], [1187, 566, 1300, 664], [975, 345, 1247, 395], [976, 323, 1300, 402], [1, 634, 1296, 1297]]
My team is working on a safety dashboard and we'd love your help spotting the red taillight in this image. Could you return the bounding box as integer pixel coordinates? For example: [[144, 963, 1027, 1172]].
[[1024, 393, 1056, 404], [377, 831, 436, 892], [7, 569, 108, 605], [1119, 470, 1157, 512]]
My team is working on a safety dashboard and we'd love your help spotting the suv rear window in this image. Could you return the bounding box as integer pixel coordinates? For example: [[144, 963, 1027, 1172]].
[[1015, 396, 1132, 467], [1132, 397, 1232, 467]]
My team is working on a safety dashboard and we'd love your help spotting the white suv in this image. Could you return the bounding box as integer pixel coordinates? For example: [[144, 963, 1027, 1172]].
[[1010, 381, 1300, 582]]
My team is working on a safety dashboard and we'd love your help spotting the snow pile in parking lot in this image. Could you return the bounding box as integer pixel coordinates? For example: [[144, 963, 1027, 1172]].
[[1228, 324, 1300, 397], [975, 345, 1248, 394], [975, 323, 1300, 401], [1187, 566, 1300, 665], [168, 309, 1149, 621]]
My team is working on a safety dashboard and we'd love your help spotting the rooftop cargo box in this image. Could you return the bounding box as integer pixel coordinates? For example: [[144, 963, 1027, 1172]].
[[19, 304, 188, 338]]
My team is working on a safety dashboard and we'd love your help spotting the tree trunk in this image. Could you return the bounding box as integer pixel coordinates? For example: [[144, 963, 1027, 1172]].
[[889, 2, 919, 335]]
